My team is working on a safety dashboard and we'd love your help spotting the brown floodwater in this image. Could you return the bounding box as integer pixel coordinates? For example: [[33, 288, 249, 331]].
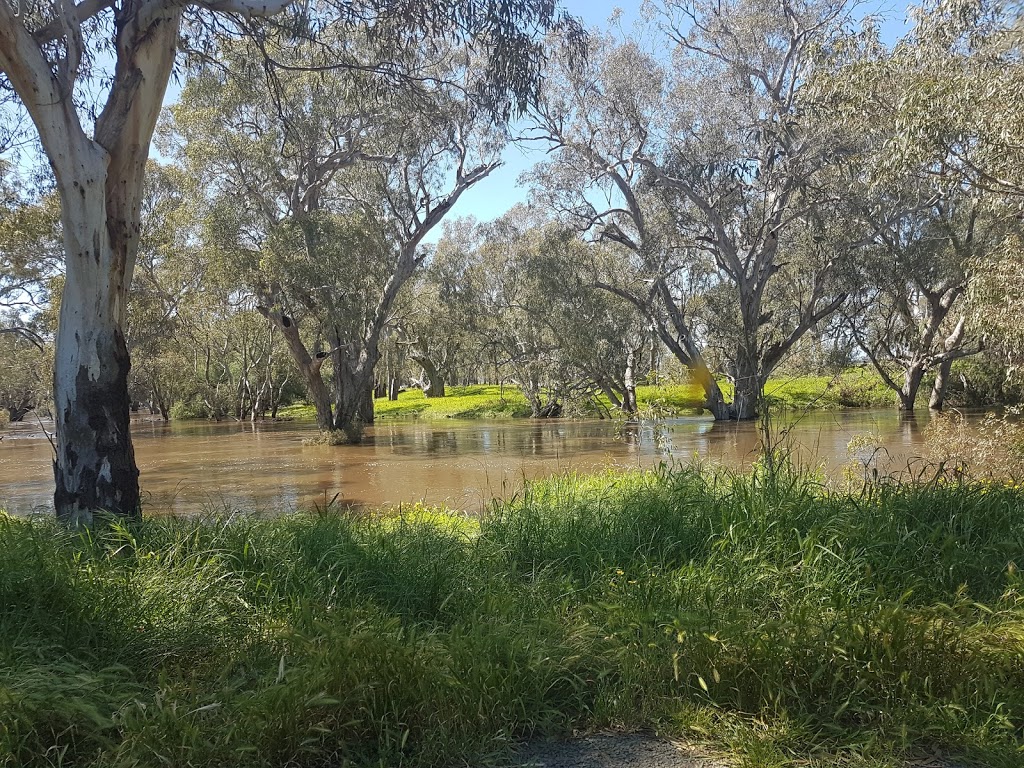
[[0, 410, 957, 516]]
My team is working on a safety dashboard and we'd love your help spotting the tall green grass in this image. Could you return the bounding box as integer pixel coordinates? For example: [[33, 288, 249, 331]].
[[1, 466, 1022, 767]]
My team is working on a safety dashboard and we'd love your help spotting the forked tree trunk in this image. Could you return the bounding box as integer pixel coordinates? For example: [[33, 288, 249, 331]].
[[900, 363, 926, 413], [930, 317, 972, 411], [413, 354, 446, 398], [2, 0, 327, 522], [332, 349, 377, 443], [0, 4, 184, 522], [4, 395, 34, 423], [257, 306, 334, 431], [407, 337, 445, 398]]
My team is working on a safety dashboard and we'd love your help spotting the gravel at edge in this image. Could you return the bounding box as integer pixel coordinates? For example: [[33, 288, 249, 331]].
[[510, 734, 725, 768]]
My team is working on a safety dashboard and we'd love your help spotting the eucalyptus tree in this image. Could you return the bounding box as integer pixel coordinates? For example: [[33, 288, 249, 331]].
[[437, 209, 650, 416], [126, 163, 297, 421], [823, 0, 1024, 384], [832, 0, 1024, 199], [0, 163, 61, 347], [0, 0, 582, 520], [396, 217, 495, 395], [844, 195, 994, 412], [523, 225, 651, 416], [469, 212, 566, 417], [0, 333, 52, 421], [0, 166, 60, 421], [394, 274, 461, 398], [171, 35, 505, 440], [528, 0, 861, 420]]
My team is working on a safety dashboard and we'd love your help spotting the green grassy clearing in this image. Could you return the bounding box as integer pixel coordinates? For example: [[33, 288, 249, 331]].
[[276, 369, 898, 423], [2, 466, 1022, 767], [277, 384, 533, 421]]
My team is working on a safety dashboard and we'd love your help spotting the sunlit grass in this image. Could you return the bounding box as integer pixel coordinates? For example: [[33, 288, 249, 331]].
[[2, 468, 1022, 767], [277, 384, 533, 422], [277, 370, 897, 424], [763, 368, 897, 410], [375, 384, 533, 419]]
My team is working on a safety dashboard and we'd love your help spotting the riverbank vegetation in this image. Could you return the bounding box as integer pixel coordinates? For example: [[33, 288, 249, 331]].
[[5, 0, 1024, 517], [2, 465, 1022, 767]]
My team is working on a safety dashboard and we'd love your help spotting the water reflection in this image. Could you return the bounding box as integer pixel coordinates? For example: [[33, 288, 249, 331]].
[[0, 409, 964, 516]]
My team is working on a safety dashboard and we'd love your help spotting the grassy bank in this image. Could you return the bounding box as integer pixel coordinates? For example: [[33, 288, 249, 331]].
[[2, 467, 1023, 767], [277, 370, 897, 422]]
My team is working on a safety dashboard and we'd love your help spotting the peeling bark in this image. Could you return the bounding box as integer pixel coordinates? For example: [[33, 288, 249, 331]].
[[620, 347, 639, 416], [929, 358, 953, 411], [412, 351, 446, 398]]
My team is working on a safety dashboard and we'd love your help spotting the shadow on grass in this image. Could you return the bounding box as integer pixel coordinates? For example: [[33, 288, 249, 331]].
[[3, 465, 1021, 767]]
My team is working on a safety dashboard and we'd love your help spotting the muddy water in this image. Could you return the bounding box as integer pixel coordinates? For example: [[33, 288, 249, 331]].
[[0, 410, 948, 516]]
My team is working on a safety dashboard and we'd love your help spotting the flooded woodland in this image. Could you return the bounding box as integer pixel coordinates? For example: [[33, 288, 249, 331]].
[[0, 409, 969, 515]]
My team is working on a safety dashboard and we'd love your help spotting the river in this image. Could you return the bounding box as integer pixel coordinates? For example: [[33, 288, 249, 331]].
[[0, 410, 954, 516]]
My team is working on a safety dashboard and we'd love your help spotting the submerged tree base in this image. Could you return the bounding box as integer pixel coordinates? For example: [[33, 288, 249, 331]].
[[1, 466, 1022, 767], [301, 426, 364, 446]]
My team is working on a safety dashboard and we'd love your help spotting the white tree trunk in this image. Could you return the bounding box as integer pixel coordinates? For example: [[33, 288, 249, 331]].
[[53, 151, 139, 524]]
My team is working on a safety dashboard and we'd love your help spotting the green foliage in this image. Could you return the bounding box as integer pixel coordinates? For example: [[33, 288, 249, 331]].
[[2, 468, 1023, 767], [945, 355, 1024, 408], [634, 383, 707, 414], [279, 384, 583, 421], [762, 369, 898, 410], [168, 395, 216, 422], [0, 334, 52, 421]]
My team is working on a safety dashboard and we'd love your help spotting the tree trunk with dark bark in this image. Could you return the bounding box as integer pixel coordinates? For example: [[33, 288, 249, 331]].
[[730, 354, 761, 422], [4, 395, 34, 423], [52, 169, 141, 523], [331, 340, 379, 443], [332, 367, 375, 442], [900, 363, 925, 412], [0, 4, 184, 522]]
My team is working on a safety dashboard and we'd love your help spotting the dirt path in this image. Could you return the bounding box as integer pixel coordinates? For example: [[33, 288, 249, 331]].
[[511, 734, 725, 768], [510, 733, 973, 768]]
